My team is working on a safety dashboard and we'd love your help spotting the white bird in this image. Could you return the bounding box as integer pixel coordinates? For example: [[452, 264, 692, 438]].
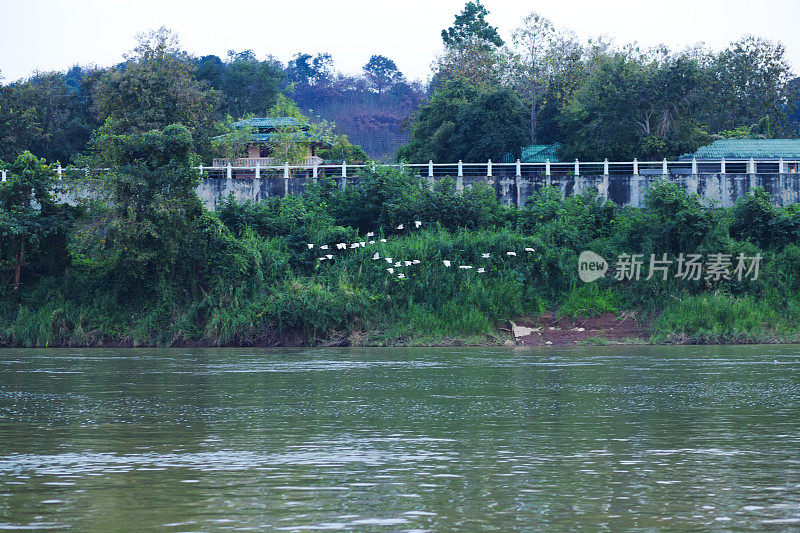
[[368, 240, 376, 245], [507, 251, 517, 256], [398, 273, 406, 279], [318, 256, 326, 261], [459, 265, 473, 269], [443, 260, 451, 267], [525, 247, 535, 252], [336, 243, 347, 250], [350, 243, 359, 249], [320, 245, 329, 250], [412, 259, 421, 264], [380, 238, 387, 243], [477, 268, 486, 273], [372, 252, 380, 260], [404, 261, 412, 266], [385, 257, 393, 263], [366, 232, 374, 237], [359, 242, 366, 247], [414, 220, 422, 228], [482, 253, 490, 258], [307, 243, 314, 249], [397, 224, 404, 230], [394, 261, 401, 267], [387, 268, 394, 274], [326, 254, 333, 259]]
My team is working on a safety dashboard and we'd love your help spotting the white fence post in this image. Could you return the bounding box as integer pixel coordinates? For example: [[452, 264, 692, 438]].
[[545, 159, 551, 177], [487, 159, 492, 177], [313, 161, 318, 178], [341, 160, 346, 178], [255, 162, 260, 179], [458, 160, 463, 177], [227, 162, 232, 180], [284, 161, 290, 179], [748, 157, 756, 175], [662, 158, 668, 176], [779, 157, 785, 174], [516, 159, 521, 177], [57, 164, 63, 180], [603, 158, 609, 177], [574, 159, 580, 176], [428, 160, 434, 178], [720, 158, 726, 175], [633, 158, 639, 176], [691, 157, 698, 175], [1, 170, 5, 182]]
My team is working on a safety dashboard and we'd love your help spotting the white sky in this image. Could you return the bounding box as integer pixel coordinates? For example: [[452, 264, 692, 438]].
[[1, 0, 800, 84]]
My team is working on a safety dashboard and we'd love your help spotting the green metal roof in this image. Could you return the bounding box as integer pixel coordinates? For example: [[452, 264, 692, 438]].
[[248, 132, 331, 146], [686, 139, 800, 159], [520, 143, 560, 163], [231, 117, 307, 130]]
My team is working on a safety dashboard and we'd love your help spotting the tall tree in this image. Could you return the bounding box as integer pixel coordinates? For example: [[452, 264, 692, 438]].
[[363, 55, 400, 95], [93, 27, 221, 135], [510, 12, 555, 144], [706, 37, 796, 135], [434, 1, 506, 91], [441, 1, 504, 48], [559, 52, 708, 160], [219, 50, 284, 118], [397, 80, 527, 163], [0, 152, 61, 294]]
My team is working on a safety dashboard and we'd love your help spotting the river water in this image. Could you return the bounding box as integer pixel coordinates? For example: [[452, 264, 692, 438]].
[[0, 345, 799, 530]]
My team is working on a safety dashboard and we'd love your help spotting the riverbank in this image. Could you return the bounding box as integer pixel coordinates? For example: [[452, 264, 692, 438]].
[[4, 157, 800, 349]]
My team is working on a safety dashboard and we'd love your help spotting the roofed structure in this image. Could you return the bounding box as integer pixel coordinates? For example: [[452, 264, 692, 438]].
[[213, 117, 332, 167], [520, 143, 560, 163], [684, 139, 800, 160]]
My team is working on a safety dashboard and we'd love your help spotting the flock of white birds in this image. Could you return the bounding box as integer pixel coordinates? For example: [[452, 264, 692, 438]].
[[306, 220, 536, 280]]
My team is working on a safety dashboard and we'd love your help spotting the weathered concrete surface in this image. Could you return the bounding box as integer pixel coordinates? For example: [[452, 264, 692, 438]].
[[195, 172, 800, 211]]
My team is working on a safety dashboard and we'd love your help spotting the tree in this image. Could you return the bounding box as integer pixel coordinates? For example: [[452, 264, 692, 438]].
[[363, 55, 400, 95], [0, 151, 61, 294], [705, 37, 796, 135], [93, 27, 221, 135], [287, 53, 334, 86], [434, 1, 506, 91], [70, 124, 203, 298], [510, 12, 555, 144], [219, 50, 284, 118], [433, 39, 507, 92], [441, 1, 504, 48], [559, 52, 708, 160], [397, 80, 527, 163]]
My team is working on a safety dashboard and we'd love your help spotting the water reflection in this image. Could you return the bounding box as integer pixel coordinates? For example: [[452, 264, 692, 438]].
[[1, 345, 799, 530]]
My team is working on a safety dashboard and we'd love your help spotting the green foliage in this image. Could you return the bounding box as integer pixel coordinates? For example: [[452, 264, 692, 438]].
[[93, 28, 221, 137], [398, 80, 528, 163], [559, 53, 710, 160], [652, 294, 788, 343], [441, 1, 504, 48], [0, 151, 68, 295], [558, 284, 621, 318]]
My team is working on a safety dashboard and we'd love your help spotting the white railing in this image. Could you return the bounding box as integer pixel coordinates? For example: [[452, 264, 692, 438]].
[[192, 157, 800, 181], [2, 158, 800, 183], [211, 156, 324, 167]]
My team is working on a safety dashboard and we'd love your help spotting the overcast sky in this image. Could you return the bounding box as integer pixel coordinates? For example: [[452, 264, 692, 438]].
[[2, 0, 800, 84]]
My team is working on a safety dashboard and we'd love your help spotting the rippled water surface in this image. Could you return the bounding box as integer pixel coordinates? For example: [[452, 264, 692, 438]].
[[1, 345, 799, 530]]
